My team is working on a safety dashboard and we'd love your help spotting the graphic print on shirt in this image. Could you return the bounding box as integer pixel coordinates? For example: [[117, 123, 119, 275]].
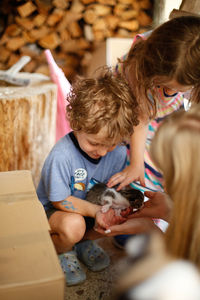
[[87, 177, 101, 192], [70, 168, 87, 193]]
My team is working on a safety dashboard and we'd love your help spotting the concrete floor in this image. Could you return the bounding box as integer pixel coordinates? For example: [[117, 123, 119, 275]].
[[64, 237, 126, 300]]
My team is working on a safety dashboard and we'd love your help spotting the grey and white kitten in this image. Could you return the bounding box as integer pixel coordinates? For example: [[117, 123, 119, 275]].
[[86, 183, 144, 215]]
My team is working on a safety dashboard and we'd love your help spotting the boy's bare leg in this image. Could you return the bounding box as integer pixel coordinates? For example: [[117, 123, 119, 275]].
[[49, 211, 86, 254]]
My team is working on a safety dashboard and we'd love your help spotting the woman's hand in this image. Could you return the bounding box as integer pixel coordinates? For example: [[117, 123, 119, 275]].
[[95, 217, 160, 236], [129, 191, 172, 222], [107, 163, 145, 190]]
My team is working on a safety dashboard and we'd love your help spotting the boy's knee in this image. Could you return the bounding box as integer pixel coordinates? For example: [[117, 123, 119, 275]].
[[60, 213, 86, 243]]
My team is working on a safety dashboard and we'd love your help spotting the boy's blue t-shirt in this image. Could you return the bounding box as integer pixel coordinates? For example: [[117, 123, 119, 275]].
[[37, 132, 127, 211]]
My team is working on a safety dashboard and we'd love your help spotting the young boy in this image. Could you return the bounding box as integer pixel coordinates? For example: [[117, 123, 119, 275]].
[[37, 68, 139, 286]]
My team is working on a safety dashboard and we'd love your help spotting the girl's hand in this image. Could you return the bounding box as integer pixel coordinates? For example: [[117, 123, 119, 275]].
[[107, 164, 145, 190], [129, 191, 172, 222]]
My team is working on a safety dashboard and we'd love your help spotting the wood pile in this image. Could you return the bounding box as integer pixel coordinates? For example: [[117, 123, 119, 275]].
[[0, 0, 153, 82]]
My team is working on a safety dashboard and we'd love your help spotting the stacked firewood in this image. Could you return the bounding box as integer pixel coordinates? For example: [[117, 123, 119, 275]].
[[0, 0, 153, 81]]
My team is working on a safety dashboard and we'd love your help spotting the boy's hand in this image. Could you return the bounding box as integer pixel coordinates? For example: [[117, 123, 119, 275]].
[[121, 207, 134, 217], [95, 208, 126, 230], [128, 191, 172, 222], [107, 164, 145, 190]]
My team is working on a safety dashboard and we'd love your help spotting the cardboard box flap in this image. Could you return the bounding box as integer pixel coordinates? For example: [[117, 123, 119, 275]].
[[0, 170, 50, 232], [0, 170, 36, 195]]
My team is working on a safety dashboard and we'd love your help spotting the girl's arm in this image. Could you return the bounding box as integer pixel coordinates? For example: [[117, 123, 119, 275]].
[[52, 195, 100, 218], [107, 119, 148, 190], [128, 119, 148, 184]]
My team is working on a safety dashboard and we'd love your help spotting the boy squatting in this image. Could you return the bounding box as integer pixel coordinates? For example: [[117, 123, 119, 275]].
[[37, 68, 139, 286]]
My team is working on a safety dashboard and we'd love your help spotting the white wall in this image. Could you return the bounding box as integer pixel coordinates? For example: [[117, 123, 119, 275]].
[[154, 0, 183, 25]]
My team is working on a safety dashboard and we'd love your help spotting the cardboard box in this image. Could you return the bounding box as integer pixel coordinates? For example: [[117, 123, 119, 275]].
[[0, 170, 65, 300], [86, 37, 133, 76]]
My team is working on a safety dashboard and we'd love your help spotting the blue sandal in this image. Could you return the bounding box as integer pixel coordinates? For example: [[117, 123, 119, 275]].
[[75, 240, 110, 272], [59, 251, 86, 286]]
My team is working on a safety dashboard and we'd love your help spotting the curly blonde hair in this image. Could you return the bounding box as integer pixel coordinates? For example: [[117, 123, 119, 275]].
[[150, 104, 200, 270], [66, 67, 139, 144]]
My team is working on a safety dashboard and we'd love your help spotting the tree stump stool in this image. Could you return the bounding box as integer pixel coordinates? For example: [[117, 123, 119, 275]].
[[0, 80, 57, 187]]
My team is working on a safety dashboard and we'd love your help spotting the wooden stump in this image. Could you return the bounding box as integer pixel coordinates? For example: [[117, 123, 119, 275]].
[[0, 80, 57, 187]]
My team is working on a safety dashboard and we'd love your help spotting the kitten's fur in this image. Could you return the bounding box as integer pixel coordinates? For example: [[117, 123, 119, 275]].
[[86, 183, 144, 215]]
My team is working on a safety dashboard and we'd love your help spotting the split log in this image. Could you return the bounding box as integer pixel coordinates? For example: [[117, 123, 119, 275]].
[[33, 14, 47, 27], [83, 9, 98, 24], [105, 15, 120, 30], [7, 54, 21, 68], [68, 21, 83, 38], [38, 32, 61, 49], [71, 0, 85, 13], [121, 10, 138, 20], [89, 4, 112, 16], [47, 8, 64, 26], [6, 37, 26, 51], [0, 47, 10, 63], [53, 0, 70, 9], [0, 79, 57, 187], [29, 26, 50, 40], [119, 20, 139, 31], [138, 11, 153, 27], [15, 16, 35, 31], [5, 24, 22, 37], [97, 0, 116, 5], [17, 1, 37, 18]]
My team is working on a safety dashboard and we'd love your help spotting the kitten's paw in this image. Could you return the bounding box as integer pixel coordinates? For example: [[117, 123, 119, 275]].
[[101, 205, 110, 213]]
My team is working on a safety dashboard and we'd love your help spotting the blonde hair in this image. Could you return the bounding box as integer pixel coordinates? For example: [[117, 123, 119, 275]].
[[66, 67, 139, 144], [150, 105, 200, 269], [124, 16, 200, 118]]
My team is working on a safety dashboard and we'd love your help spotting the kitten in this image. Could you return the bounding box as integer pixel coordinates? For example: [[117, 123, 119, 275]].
[[86, 183, 144, 216]]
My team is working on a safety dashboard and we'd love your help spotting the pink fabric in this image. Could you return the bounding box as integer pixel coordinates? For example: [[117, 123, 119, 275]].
[[45, 49, 71, 142], [132, 33, 143, 45]]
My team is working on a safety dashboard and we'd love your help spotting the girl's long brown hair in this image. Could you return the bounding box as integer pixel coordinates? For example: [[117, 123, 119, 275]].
[[124, 16, 200, 119]]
